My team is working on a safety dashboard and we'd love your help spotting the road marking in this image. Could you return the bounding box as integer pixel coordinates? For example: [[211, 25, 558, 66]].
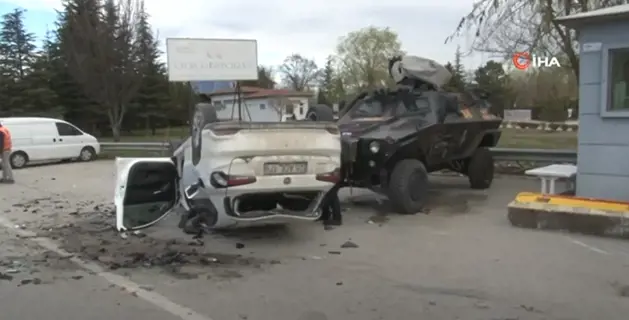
[[0, 217, 214, 320], [568, 238, 610, 255]]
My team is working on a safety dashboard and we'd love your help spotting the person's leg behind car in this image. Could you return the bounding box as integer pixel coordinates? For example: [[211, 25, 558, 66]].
[[319, 183, 342, 226], [1, 150, 14, 183]]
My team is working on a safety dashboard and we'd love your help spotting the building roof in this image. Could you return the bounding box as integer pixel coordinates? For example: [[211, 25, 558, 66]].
[[555, 4, 629, 29], [209, 86, 313, 100]]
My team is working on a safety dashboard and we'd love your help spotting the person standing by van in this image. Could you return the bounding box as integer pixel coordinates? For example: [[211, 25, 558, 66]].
[[0, 123, 15, 183]]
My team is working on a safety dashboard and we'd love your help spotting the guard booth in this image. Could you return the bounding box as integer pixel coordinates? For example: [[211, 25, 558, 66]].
[[556, 5, 629, 201]]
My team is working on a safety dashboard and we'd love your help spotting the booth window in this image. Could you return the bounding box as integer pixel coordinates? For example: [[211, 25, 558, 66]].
[[608, 48, 629, 111]]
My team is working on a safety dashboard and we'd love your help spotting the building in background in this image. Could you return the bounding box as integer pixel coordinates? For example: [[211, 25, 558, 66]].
[[208, 86, 313, 122], [556, 4, 629, 201]]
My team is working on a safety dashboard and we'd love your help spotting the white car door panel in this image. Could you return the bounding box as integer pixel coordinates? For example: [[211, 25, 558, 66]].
[[54, 122, 86, 158], [115, 157, 179, 231]]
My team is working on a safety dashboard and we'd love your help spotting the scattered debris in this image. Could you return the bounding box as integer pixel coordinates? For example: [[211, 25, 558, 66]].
[[618, 285, 629, 297], [367, 215, 389, 224], [340, 241, 359, 249], [139, 284, 155, 291], [0, 273, 13, 281], [610, 281, 629, 297], [519, 304, 541, 313], [19, 278, 42, 286]]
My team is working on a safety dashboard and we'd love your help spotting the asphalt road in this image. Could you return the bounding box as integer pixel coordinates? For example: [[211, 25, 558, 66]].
[[2, 161, 629, 320]]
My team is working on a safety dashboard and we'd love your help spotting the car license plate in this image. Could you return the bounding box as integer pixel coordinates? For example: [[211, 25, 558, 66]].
[[263, 162, 307, 175]]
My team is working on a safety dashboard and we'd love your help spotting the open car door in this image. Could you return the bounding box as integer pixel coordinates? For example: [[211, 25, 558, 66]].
[[114, 157, 179, 232]]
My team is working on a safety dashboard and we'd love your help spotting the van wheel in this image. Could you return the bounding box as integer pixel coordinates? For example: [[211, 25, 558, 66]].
[[79, 147, 96, 162], [10, 151, 28, 169]]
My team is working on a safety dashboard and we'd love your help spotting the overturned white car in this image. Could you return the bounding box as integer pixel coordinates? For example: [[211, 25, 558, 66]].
[[114, 104, 342, 233]]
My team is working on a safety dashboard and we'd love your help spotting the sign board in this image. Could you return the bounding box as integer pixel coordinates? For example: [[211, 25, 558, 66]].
[[191, 81, 235, 94], [582, 42, 602, 53], [504, 109, 532, 121], [166, 38, 258, 82]]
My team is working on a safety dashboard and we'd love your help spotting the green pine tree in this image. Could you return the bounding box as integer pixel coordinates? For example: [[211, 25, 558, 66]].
[[129, 0, 170, 135]]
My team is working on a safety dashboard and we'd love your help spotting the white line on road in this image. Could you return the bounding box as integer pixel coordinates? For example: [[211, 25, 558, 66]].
[[0, 217, 214, 320], [568, 238, 610, 255]]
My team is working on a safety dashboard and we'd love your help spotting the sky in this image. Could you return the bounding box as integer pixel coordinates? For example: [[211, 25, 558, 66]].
[[0, 0, 494, 75]]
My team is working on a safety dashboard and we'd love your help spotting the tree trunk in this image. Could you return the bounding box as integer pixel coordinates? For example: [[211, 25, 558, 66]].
[[111, 125, 121, 142]]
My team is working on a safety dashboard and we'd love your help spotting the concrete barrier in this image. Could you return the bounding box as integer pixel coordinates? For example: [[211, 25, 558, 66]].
[[499, 120, 579, 132]]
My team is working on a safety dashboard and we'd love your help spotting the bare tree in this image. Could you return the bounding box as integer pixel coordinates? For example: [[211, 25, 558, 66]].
[[447, 0, 629, 81], [335, 26, 403, 92], [60, 0, 143, 140], [279, 54, 320, 91]]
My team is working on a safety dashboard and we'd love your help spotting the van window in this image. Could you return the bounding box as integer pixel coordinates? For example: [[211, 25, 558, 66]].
[[55, 122, 83, 136]]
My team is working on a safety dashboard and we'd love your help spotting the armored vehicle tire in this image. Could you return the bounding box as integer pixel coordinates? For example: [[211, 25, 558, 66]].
[[306, 104, 335, 121], [467, 147, 494, 189], [388, 159, 429, 214], [191, 103, 219, 166]]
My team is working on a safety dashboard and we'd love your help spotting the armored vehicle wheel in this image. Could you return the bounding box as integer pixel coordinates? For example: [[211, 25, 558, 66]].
[[191, 103, 219, 166], [467, 147, 494, 189], [388, 159, 429, 214], [306, 104, 335, 121]]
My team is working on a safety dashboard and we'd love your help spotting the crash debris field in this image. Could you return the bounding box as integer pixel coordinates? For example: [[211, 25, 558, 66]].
[[1, 161, 629, 320]]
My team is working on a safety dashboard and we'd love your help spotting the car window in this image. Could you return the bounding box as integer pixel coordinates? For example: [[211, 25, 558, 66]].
[[395, 97, 430, 115], [350, 99, 385, 118], [55, 122, 83, 136]]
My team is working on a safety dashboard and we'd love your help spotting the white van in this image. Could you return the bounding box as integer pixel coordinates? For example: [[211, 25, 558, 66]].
[[0, 117, 101, 168]]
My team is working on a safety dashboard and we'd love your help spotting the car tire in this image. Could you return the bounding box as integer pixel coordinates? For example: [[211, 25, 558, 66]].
[[191, 103, 219, 166], [79, 146, 96, 162], [467, 147, 494, 189], [181, 199, 219, 234], [9, 151, 28, 169], [306, 104, 335, 121], [387, 159, 429, 214]]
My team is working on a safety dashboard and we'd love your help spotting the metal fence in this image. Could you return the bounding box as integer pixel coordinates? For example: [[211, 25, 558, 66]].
[[99, 141, 578, 163]]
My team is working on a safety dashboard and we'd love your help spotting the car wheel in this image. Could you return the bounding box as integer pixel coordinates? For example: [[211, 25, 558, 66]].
[[306, 104, 335, 121], [467, 147, 494, 189], [79, 146, 96, 162], [387, 159, 429, 214], [182, 199, 219, 234], [9, 151, 28, 169]]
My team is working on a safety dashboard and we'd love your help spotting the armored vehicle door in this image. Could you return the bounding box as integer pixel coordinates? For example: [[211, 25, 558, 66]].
[[433, 93, 478, 160], [419, 92, 461, 164]]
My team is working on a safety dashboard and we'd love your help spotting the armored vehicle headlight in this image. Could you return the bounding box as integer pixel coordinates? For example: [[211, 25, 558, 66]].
[[369, 141, 380, 153]]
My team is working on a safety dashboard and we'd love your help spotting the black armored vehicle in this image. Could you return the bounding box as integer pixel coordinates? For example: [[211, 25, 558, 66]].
[[306, 55, 503, 214]]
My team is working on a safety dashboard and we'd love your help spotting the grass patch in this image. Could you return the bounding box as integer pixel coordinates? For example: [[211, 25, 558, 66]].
[[98, 126, 578, 159], [497, 129, 577, 149]]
